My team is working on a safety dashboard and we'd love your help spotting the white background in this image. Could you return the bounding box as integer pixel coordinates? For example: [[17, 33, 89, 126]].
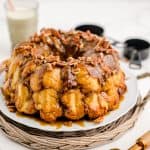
[[0, 0, 150, 150]]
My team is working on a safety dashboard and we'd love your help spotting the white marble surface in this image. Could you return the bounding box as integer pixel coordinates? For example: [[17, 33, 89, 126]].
[[0, 0, 150, 150]]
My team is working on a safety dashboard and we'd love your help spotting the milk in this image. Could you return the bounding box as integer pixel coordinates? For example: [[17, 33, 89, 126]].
[[7, 8, 38, 48]]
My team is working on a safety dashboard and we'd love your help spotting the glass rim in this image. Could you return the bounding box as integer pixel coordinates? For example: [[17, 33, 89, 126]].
[[4, 0, 39, 11]]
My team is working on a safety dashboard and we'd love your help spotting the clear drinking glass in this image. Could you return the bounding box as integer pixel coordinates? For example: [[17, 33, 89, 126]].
[[5, 0, 38, 48]]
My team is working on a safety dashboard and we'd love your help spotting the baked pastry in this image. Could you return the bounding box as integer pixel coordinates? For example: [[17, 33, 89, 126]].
[[1, 28, 126, 123]]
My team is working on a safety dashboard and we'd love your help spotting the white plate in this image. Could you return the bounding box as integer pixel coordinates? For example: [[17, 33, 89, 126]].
[[0, 62, 138, 132]]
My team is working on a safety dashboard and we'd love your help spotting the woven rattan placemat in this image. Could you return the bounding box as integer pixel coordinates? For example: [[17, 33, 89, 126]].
[[0, 91, 149, 150]]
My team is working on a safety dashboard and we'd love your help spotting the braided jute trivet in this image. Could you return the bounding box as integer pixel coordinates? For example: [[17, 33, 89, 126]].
[[0, 91, 150, 150]]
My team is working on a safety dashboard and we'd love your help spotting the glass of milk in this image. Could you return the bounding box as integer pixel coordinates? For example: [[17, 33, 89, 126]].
[[5, 0, 38, 48]]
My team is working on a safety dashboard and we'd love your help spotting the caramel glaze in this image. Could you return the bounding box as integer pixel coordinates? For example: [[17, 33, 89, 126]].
[[16, 96, 124, 129], [16, 112, 85, 129]]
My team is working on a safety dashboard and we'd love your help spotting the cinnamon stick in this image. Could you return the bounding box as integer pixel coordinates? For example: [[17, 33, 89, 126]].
[[129, 131, 150, 150]]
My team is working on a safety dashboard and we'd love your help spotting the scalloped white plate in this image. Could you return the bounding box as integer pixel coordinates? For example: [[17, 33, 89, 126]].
[[0, 62, 138, 132]]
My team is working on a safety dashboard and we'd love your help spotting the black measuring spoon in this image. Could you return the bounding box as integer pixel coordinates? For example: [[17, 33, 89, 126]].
[[75, 24, 104, 36]]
